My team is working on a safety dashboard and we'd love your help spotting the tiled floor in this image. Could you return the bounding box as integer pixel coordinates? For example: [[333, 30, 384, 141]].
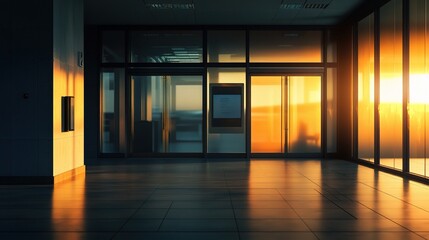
[[1, 158, 429, 239]]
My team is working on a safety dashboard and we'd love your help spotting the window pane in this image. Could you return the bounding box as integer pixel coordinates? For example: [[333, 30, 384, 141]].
[[207, 68, 246, 153], [327, 68, 337, 153], [102, 31, 125, 63], [131, 75, 203, 153], [250, 30, 322, 63], [358, 14, 375, 162], [251, 76, 284, 153], [379, 0, 403, 170], [409, 0, 429, 177], [100, 69, 125, 153], [207, 30, 245, 63], [130, 31, 203, 63], [288, 76, 321, 153], [327, 31, 337, 63]]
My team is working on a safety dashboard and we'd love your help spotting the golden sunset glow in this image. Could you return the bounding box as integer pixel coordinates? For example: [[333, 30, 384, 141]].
[[251, 76, 284, 153], [251, 76, 321, 154]]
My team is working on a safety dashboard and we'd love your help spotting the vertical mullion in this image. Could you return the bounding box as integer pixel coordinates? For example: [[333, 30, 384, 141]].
[[402, 0, 410, 173], [374, 7, 381, 165], [353, 23, 359, 161]]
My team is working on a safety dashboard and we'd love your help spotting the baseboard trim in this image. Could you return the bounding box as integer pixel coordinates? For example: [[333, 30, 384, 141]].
[[53, 165, 86, 184], [0, 166, 86, 185]]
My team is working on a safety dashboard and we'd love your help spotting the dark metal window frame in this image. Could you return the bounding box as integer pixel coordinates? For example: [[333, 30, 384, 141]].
[[97, 26, 337, 159]]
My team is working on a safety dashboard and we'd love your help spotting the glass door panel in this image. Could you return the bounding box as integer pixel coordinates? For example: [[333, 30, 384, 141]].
[[251, 76, 285, 153], [131, 75, 202, 154], [288, 76, 321, 153], [250, 75, 321, 154]]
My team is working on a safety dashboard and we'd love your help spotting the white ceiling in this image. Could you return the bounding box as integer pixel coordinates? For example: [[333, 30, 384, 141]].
[[84, 0, 366, 26]]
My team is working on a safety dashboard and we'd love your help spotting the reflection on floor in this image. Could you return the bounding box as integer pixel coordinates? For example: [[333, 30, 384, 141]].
[[1, 159, 429, 240]]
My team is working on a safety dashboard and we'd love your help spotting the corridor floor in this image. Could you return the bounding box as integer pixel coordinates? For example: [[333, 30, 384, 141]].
[[1, 158, 429, 240]]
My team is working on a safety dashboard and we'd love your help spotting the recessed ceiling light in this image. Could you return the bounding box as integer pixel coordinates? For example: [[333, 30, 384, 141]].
[[145, 3, 195, 9], [304, 3, 329, 9], [280, 0, 330, 10], [280, 3, 303, 9]]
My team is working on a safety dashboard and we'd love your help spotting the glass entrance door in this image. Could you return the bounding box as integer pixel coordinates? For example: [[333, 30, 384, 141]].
[[131, 75, 203, 154], [251, 75, 322, 154]]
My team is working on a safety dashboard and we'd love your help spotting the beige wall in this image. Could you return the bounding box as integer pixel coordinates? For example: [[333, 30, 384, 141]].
[[53, 0, 84, 176]]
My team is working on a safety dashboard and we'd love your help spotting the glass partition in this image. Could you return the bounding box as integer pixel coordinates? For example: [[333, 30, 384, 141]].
[[207, 68, 246, 153], [207, 30, 246, 63], [102, 31, 125, 63], [327, 68, 337, 153], [250, 75, 321, 154], [288, 76, 321, 153], [130, 31, 203, 63], [357, 13, 375, 162], [251, 76, 285, 153], [379, 0, 403, 170], [100, 69, 125, 153], [131, 75, 203, 153], [409, 0, 429, 177], [249, 30, 322, 63]]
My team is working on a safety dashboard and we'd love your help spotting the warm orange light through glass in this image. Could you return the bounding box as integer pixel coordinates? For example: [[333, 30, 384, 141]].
[[288, 76, 321, 153], [251, 76, 284, 153], [251, 76, 321, 154], [379, 0, 403, 170], [409, 0, 429, 177], [358, 13, 375, 162]]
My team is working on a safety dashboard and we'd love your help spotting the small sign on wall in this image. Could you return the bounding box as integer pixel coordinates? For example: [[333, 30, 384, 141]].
[[62, 96, 75, 132], [77, 51, 84, 68], [210, 83, 244, 133]]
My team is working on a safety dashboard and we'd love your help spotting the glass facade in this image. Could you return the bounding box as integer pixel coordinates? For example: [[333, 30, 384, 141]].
[[207, 31, 246, 63], [327, 68, 338, 153], [131, 75, 203, 153], [379, 0, 403, 170], [99, 28, 336, 157], [355, 0, 429, 180], [249, 30, 322, 63], [357, 14, 375, 162], [102, 31, 125, 63], [410, 0, 429, 177], [100, 69, 125, 154], [251, 76, 284, 153], [250, 75, 321, 154], [130, 31, 203, 63], [288, 76, 322, 153], [207, 68, 246, 153]]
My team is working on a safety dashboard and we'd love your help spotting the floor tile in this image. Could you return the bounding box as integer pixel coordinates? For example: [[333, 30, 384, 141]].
[[237, 219, 310, 231], [2, 158, 429, 239], [159, 219, 237, 231], [0, 219, 125, 232], [0, 232, 114, 240], [141, 201, 173, 209], [166, 208, 235, 219], [239, 232, 318, 240], [294, 208, 356, 219], [234, 208, 300, 219], [120, 219, 163, 231], [303, 219, 409, 232], [232, 200, 290, 209], [114, 232, 240, 240], [132, 209, 169, 219], [171, 200, 231, 209], [314, 232, 425, 240]]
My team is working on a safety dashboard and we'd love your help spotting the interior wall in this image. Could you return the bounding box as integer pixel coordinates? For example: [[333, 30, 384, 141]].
[[53, 0, 84, 176], [0, 1, 54, 176], [336, 25, 354, 160]]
